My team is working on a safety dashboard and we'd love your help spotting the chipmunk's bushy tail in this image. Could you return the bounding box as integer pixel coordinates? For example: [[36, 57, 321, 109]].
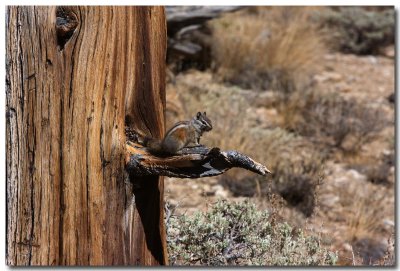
[[143, 136, 164, 154]]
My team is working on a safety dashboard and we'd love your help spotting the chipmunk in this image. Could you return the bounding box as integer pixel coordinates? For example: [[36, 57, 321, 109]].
[[144, 112, 212, 154]]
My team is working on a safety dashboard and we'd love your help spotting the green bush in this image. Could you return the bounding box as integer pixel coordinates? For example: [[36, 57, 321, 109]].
[[317, 7, 394, 55], [167, 200, 337, 266]]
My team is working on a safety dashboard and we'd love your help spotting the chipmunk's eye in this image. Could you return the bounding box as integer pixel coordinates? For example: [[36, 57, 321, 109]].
[[197, 112, 201, 118]]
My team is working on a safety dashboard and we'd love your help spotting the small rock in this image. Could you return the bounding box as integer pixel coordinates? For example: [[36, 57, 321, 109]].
[[202, 184, 211, 192], [368, 56, 378, 64], [388, 166, 395, 184], [211, 184, 224, 192], [211, 184, 228, 198], [323, 54, 336, 61], [343, 243, 352, 252], [256, 107, 278, 120], [383, 219, 395, 227], [167, 199, 179, 207], [215, 189, 228, 198], [340, 134, 358, 152], [252, 91, 281, 108], [346, 169, 367, 182], [335, 82, 352, 93], [383, 149, 393, 156], [313, 71, 343, 83], [382, 45, 395, 58], [346, 77, 356, 84], [320, 195, 339, 207]]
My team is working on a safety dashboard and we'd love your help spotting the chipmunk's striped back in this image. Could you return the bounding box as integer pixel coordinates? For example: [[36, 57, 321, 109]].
[[145, 112, 212, 154], [164, 121, 191, 141]]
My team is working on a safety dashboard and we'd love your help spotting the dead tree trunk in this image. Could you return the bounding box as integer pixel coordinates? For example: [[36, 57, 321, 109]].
[[6, 6, 167, 266]]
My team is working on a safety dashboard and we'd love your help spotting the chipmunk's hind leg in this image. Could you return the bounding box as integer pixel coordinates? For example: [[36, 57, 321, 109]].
[[162, 136, 184, 154]]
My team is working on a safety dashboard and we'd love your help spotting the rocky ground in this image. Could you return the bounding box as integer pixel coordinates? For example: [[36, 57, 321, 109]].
[[164, 48, 395, 266]]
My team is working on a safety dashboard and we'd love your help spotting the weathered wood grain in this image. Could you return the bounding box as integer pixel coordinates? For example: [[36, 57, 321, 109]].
[[6, 6, 167, 266], [123, 6, 168, 266], [125, 142, 270, 178]]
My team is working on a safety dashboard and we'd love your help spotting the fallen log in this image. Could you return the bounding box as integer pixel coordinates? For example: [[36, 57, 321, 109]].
[[166, 6, 243, 36]]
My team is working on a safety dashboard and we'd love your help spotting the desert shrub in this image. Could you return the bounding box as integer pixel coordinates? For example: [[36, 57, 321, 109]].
[[345, 190, 386, 242], [364, 151, 394, 185], [315, 7, 394, 55], [272, 160, 323, 217], [345, 187, 393, 265], [167, 200, 337, 266], [254, 128, 326, 216], [352, 238, 388, 265], [219, 127, 326, 217], [210, 7, 325, 92], [281, 89, 388, 154]]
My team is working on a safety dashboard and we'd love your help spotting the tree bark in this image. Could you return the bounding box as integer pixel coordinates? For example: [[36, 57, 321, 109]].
[[6, 6, 167, 266]]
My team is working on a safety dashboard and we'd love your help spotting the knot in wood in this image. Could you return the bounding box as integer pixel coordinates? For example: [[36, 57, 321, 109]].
[[56, 7, 79, 50]]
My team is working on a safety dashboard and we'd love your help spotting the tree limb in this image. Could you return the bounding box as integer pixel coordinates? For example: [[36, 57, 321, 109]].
[[125, 141, 270, 179]]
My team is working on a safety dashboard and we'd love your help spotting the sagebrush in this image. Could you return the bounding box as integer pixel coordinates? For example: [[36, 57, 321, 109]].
[[280, 88, 388, 154], [167, 200, 337, 266], [316, 7, 394, 55]]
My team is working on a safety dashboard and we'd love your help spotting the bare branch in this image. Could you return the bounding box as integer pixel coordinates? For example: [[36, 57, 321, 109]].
[[125, 141, 270, 179]]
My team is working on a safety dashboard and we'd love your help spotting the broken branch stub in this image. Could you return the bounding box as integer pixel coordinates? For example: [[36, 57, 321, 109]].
[[125, 141, 270, 179]]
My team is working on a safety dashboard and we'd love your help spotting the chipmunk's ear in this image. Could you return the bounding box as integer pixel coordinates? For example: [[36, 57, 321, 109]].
[[197, 112, 201, 118], [204, 112, 206, 116]]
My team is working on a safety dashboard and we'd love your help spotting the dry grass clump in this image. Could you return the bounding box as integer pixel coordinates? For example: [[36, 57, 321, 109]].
[[318, 168, 394, 265], [280, 88, 389, 154], [344, 187, 393, 265], [345, 191, 386, 242], [210, 7, 326, 92]]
